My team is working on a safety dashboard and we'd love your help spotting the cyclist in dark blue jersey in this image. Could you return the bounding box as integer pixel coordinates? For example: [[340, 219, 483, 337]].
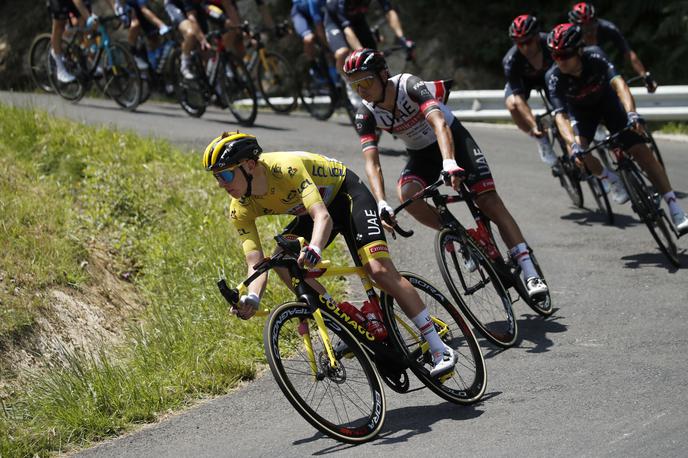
[[568, 2, 657, 93], [546, 23, 687, 234], [326, 0, 413, 53], [502, 14, 557, 169], [123, 0, 171, 70]]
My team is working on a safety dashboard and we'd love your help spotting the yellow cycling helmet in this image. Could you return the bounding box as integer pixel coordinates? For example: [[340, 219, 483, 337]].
[[203, 131, 262, 172]]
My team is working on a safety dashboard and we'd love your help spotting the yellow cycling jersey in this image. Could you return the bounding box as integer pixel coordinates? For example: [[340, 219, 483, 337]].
[[230, 151, 347, 255]]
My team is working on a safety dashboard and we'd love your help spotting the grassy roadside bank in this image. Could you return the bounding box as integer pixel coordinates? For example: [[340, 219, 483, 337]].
[[0, 104, 346, 457]]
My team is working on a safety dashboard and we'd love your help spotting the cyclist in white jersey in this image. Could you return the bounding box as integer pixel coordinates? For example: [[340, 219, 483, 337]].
[[344, 48, 548, 298]]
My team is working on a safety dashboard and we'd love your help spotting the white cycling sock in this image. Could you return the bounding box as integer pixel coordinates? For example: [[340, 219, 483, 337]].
[[50, 49, 66, 71], [663, 191, 683, 216], [411, 308, 445, 360], [510, 242, 538, 281]]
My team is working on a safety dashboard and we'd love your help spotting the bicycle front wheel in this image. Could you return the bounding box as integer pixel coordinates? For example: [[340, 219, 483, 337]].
[[264, 302, 386, 444], [99, 42, 142, 111], [220, 54, 258, 126], [257, 50, 298, 113], [436, 228, 517, 348], [619, 165, 680, 267], [172, 50, 208, 117], [28, 33, 54, 93], [382, 273, 487, 405], [586, 176, 614, 225], [299, 57, 336, 121], [48, 40, 86, 102]]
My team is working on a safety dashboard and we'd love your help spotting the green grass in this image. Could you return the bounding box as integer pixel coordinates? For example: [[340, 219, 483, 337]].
[[656, 121, 688, 136], [0, 103, 347, 457]]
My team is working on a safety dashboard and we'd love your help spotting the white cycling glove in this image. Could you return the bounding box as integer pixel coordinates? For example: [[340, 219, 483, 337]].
[[377, 199, 394, 219]]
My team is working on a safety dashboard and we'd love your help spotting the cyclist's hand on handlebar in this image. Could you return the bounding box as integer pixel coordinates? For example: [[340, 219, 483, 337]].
[[529, 125, 545, 138], [377, 200, 397, 238], [298, 244, 322, 268], [86, 14, 99, 30], [200, 37, 211, 51], [231, 292, 260, 320], [627, 111, 645, 134], [644, 72, 657, 94], [442, 159, 465, 191], [570, 142, 586, 166]]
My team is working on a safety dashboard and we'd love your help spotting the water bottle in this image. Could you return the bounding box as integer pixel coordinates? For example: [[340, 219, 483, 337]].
[[336, 301, 366, 326], [147, 48, 160, 71], [467, 227, 499, 261], [361, 300, 387, 340]]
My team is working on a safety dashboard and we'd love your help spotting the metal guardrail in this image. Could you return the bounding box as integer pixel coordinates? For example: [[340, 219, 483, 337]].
[[447, 85, 688, 122]]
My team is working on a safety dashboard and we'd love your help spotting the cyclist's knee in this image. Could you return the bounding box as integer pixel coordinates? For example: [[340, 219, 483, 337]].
[[505, 94, 520, 112], [334, 47, 349, 60], [303, 33, 315, 46], [365, 258, 398, 285]]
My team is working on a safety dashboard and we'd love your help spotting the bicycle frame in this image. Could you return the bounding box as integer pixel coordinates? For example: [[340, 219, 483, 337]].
[[223, 237, 452, 378]]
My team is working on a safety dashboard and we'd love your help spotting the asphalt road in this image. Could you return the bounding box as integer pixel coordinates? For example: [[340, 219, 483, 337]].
[[2, 92, 688, 458]]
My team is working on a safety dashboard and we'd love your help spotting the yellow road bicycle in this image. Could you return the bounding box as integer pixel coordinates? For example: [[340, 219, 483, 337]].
[[219, 235, 486, 443]]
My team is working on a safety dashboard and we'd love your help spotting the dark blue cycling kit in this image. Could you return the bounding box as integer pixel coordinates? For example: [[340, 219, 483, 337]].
[[589, 19, 631, 59], [502, 33, 554, 100], [546, 46, 642, 149], [326, 0, 393, 49]]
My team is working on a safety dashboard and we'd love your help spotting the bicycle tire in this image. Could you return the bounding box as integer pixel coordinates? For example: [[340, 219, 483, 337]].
[[551, 132, 584, 208], [435, 228, 517, 348], [619, 165, 680, 267], [172, 50, 208, 118], [99, 42, 142, 111], [299, 57, 336, 121], [586, 176, 614, 225], [28, 33, 54, 93], [220, 54, 258, 126], [138, 69, 152, 104], [381, 272, 487, 405], [48, 39, 86, 102], [256, 50, 298, 113], [264, 301, 386, 444], [646, 131, 665, 170]]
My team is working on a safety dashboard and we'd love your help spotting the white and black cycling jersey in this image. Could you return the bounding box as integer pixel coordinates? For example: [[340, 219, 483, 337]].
[[355, 73, 454, 151]]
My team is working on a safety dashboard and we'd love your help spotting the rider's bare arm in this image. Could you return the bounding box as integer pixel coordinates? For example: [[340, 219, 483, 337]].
[[305, 202, 333, 253], [610, 75, 636, 114], [343, 26, 362, 49], [426, 110, 455, 162], [245, 249, 268, 298], [384, 9, 404, 40], [554, 112, 578, 149], [362, 146, 387, 203]]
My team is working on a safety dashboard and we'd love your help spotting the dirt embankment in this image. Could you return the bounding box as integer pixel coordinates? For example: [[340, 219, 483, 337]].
[[0, 246, 144, 396]]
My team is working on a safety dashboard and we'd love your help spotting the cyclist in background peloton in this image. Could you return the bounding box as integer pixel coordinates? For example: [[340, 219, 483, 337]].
[[326, 0, 413, 55], [203, 132, 459, 376], [344, 49, 549, 298], [290, 0, 350, 85], [502, 14, 558, 171], [123, 0, 172, 70], [48, 0, 118, 83], [568, 2, 657, 93], [545, 23, 688, 234]]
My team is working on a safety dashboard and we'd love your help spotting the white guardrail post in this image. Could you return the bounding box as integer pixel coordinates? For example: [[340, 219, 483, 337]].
[[447, 85, 688, 122]]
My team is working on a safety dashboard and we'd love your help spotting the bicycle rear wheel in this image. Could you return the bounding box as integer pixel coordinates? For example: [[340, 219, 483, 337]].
[[381, 273, 487, 405], [99, 42, 141, 111], [551, 130, 584, 208], [220, 54, 258, 126], [586, 176, 614, 225], [264, 302, 386, 444], [172, 50, 208, 117], [436, 228, 517, 348], [299, 57, 336, 121], [28, 33, 54, 93], [257, 50, 298, 113], [619, 165, 680, 267]]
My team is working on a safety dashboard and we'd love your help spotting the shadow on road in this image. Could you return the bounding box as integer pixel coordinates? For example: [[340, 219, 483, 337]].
[[620, 249, 687, 272], [300, 401, 487, 453], [560, 209, 638, 228], [515, 313, 568, 353]]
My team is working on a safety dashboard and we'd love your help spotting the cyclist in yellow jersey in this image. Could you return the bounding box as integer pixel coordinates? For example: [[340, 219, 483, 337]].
[[204, 131, 458, 376]]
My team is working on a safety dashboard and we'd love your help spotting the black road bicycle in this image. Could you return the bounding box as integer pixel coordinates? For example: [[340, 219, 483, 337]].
[[384, 172, 553, 348], [219, 234, 486, 443], [173, 27, 258, 125], [28, 33, 54, 93], [587, 128, 682, 267]]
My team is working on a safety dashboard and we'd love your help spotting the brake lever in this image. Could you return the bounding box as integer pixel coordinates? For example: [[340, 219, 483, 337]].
[[381, 209, 414, 238]]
